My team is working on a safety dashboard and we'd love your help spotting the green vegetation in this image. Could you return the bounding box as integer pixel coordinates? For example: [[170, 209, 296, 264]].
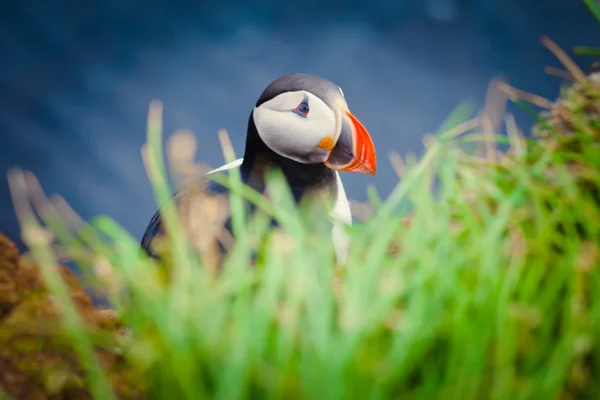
[[1, 11, 599, 400]]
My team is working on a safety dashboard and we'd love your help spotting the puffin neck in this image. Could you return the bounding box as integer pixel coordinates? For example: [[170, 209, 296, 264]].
[[241, 111, 337, 201]]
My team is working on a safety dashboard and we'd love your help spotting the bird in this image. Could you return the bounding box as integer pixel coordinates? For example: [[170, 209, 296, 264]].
[[141, 73, 376, 266]]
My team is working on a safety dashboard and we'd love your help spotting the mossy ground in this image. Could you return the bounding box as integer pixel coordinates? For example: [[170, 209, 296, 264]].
[[0, 234, 141, 399]]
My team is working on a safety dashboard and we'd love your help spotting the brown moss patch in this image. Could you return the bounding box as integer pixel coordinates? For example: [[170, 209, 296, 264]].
[[0, 234, 142, 399]]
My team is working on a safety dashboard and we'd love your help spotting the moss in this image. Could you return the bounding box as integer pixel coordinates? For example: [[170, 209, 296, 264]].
[[0, 234, 143, 399]]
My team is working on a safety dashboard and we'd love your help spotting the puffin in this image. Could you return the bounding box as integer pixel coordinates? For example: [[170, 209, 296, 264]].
[[141, 73, 376, 266]]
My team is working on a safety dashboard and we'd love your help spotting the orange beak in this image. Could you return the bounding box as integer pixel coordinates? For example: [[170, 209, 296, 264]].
[[324, 110, 377, 175]]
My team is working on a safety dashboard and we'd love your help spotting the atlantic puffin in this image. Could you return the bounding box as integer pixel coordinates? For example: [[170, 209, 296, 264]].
[[141, 73, 376, 265]]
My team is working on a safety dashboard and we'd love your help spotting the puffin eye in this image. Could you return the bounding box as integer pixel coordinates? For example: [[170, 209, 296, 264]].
[[293, 95, 310, 117]]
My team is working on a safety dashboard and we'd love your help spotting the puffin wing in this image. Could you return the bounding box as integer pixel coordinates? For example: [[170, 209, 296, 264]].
[[140, 158, 244, 258]]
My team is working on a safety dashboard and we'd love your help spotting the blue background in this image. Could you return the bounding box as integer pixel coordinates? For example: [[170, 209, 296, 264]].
[[1, 0, 598, 249]]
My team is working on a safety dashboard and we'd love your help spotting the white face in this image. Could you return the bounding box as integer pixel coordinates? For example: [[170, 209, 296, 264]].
[[252, 90, 341, 164]]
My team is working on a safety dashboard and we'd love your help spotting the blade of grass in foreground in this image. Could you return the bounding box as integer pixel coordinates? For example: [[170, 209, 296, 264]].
[[142, 100, 195, 281], [7, 169, 117, 400], [574, 45, 600, 57], [583, 0, 600, 22]]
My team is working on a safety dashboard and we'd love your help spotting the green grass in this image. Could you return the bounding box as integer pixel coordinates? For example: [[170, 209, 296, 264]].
[[4, 39, 600, 400]]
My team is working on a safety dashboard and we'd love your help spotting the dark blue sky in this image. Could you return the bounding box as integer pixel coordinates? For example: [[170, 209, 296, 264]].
[[1, 0, 598, 248]]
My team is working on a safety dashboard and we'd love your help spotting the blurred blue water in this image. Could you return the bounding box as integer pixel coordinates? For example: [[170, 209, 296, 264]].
[[0, 0, 598, 248]]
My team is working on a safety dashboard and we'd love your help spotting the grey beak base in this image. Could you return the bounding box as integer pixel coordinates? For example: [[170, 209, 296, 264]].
[[325, 112, 354, 169]]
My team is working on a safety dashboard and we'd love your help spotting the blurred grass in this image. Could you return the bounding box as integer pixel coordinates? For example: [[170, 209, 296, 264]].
[[3, 28, 600, 400], [583, 0, 600, 23]]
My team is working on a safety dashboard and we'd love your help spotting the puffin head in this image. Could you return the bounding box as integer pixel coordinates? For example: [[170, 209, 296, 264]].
[[251, 73, 377, 175]]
